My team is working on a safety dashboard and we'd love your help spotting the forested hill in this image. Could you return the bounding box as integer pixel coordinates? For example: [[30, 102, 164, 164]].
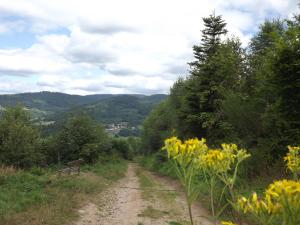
[[0, 92, 166, 130], [65, 94, 167, 126], [0, 92, 112, 113]]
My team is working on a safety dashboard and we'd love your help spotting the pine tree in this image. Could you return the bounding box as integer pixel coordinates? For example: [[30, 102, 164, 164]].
[[179, 13, 242, 143], [190, 12, 227, 69]]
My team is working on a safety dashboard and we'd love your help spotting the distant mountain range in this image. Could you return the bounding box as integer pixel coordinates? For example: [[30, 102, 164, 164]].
[[0, 91, 167, 135]]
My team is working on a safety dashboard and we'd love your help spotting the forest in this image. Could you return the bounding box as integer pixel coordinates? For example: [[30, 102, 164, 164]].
[[0, 8, 299, 225], [141, 12, 300, 225], [142, 13, 299, 172]]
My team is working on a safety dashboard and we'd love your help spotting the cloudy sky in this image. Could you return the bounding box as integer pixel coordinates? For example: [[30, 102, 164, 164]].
[[0, 0, 298, 95]]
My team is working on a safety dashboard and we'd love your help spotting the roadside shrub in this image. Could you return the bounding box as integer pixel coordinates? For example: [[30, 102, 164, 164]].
[[112, 138, 133, 160], [0, 106, 43, 168], [55, 114, 110, 163], [80, 143, 100, 163]]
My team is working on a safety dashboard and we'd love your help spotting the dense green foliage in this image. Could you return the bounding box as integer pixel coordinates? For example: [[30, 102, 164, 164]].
[[0, 106, 42, 167], [0, 106, 140, 168], [111, 138, 133, 160], [55, 115, 110, 163], [0, 105, 132, 224], [141, 101, 174, 154], [142, 13, 300, 175]]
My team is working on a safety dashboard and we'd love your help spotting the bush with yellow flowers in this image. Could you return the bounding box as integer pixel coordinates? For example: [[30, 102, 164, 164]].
[[162, 137, 250, 225], [237, 179, 300, 225], [235, 145, 300, 225]]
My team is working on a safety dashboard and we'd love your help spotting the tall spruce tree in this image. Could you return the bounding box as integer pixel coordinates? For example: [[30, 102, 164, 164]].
[[178, 13, 237, 143], [190, 12, 227, 69]]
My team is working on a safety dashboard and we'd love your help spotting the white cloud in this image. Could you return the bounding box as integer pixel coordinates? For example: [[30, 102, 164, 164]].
[[36, 74, 173, 95], [0, 20, 26, 34], [0, 45, 71, 76], [0, 0, 298, 94]]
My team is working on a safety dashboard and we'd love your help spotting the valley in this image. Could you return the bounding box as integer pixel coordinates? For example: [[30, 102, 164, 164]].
[[0, 92, 166, 136], [0, 4, 299, 225]]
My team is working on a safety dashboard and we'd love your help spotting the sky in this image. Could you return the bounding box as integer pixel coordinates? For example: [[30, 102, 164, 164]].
[[0, 0, 299, 95]]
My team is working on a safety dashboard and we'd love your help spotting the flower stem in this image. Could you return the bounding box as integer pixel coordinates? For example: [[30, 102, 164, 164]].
[[186, 193, 194, 225], [210, 176, 216, 224]]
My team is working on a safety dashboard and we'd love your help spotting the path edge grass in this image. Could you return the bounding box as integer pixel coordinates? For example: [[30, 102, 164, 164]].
[[0, 159, 128, 225]]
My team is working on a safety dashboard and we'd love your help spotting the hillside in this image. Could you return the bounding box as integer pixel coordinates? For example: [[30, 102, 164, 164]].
[[0, 92, 167, 135], [67, 94, 166, 125], [0, 92, 118, 114]]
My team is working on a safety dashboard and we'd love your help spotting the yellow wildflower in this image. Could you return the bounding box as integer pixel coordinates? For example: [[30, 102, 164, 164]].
[[162, 137, 208, 166], [266, 179, 300, 212], [163, 137, 251, 224], [221, 221, 237, 225], [237, 196, 249, 213], [284, 146, 300, 175], [238, 179, 300, 222], [199, 149, 231, 173]]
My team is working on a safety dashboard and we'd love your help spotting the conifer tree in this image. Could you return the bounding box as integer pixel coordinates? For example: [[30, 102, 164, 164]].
[[179, 13, 239, 142], [190, 12, 227, 69]]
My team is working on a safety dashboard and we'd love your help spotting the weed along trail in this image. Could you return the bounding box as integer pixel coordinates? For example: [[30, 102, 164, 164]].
[[74, 163, 213, 225]]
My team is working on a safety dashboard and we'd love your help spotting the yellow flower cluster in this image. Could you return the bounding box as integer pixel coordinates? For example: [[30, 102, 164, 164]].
[[199, 148, 235, 173], [284, 146, 300, 175], [221, 221, 237, 225], [163, 137, 251, 224], [198, 143, 250, 173], [238, 193, 275, 215], [238, 179, 300, 217], [267, 179, 300, 211], [162, 137, 208, 166], [162, 137, 250, 174]]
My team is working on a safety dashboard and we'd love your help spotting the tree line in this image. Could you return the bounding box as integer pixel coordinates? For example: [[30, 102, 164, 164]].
[[142, 12, 300, 174], [0, 106, 141, 168]]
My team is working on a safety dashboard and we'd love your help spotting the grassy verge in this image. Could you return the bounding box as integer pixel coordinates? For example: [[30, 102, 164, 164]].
[[136, 167, 180, 223], [137, 154, 177, 179], [135, 168, 156, 201], [136, 168, 177, 204], [0, 159, 127, 225]]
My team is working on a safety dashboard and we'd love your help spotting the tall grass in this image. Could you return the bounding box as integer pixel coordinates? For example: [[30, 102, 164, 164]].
[[0, 159, 127, 225], [0, 165, 18, 176]]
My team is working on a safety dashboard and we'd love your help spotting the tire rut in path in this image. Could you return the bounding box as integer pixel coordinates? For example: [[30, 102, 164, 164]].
[[75, 163, 143, 225], [74, 163, 213, 225]]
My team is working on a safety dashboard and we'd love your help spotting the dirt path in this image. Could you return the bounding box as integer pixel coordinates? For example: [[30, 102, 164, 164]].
[[74, 163, 213, 225]]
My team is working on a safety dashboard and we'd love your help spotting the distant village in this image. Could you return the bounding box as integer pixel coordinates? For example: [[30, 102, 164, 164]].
[[105, 122, 137, 135], [0, 103, 139, 136]]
